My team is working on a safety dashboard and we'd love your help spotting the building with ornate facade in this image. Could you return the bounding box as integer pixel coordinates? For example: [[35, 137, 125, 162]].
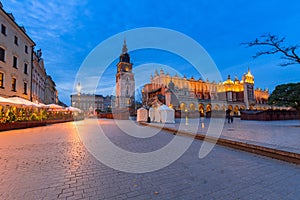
[[70, 40, 134, 116], [0, 4, 35, 100], [32, 49, 47, 103], [115, 39, 135, 110], [112, 39, 135, 119], [44, 75, 58, 104], [0, 3, 59, 104], [70, 93, 113, 115], [142, 68, 269, 115]]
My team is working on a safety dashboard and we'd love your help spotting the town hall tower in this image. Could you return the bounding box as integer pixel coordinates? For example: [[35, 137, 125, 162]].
[[115, 39, 135, 111]]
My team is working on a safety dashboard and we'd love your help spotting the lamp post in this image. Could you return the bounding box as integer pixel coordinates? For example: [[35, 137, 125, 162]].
[[76, 82, 81, 110], [185, 108, 188, 125]]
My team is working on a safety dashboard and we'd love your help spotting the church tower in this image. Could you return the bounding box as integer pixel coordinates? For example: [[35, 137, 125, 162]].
[[115, 39, 135, 111]]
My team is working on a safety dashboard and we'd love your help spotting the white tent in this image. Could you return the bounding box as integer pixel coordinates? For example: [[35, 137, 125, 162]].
[[149, 107, 155, 122], [154, 107, 161, 123], [157, 105, 175, 123], [137, 107, 148, 122]]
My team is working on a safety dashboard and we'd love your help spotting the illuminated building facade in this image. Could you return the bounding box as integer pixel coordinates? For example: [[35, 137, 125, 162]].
[[0, 4, 35, 100], [142, 68, 269, 115], [32, 49, 46, 103], [0, 3, 59, 104], [70, 93, 113, 115], [115, 39, 135, 113]]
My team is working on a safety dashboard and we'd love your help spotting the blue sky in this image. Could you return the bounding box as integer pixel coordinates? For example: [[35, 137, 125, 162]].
[[2, 0, 300, 105]]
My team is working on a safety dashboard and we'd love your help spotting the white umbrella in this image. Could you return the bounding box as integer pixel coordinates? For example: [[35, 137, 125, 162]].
[[0, 96, 20, 105], [46, 104, 65, 111], [8, 97, 40, 107], [66, 106, 81, 112]]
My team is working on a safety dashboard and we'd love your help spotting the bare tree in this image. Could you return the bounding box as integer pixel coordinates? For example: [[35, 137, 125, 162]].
[[242, 33, 300, 66]]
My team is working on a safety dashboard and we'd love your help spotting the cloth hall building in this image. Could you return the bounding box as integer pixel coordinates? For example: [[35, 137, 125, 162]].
[[142, 68, 269, 115]]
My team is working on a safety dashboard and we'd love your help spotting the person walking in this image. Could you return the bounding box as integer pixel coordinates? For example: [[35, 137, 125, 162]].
[[226, 109, 231, 123], [230, 110, 234, 123]]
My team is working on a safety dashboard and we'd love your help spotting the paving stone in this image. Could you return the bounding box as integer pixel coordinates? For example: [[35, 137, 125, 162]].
[[0, 119, 299, 199]]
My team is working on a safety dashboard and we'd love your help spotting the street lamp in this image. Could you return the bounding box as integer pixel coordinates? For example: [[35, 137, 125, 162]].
[[76, 82, 81, 110], [185, 108, 188, 125]]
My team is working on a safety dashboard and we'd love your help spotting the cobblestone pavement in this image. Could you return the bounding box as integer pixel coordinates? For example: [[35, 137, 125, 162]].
[[0, 119, 300, 200], [157, 118, 300, 154]]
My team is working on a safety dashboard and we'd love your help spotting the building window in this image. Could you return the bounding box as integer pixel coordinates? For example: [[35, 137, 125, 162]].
[[232, 93, 237, 101], [25, 45, 28, 54], [0, 72, 4, 88], [13, 56, 17, 68], [1, 24, 6, 35], [247, 85, 254, 100], [24, 63, 28, 74], [227, 91, 233, 101], [14, 36, 19, 45], [23, 82, 27, 94], [0, 47, 5, 62], [11, 78, 16, 92]]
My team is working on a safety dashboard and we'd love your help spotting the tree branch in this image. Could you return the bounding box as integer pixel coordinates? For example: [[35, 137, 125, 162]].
[[242, 33, 300, 66]]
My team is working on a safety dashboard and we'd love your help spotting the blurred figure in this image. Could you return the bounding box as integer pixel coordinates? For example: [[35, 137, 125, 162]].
[[226, 109, 231, 123], [230, 110, 234, 123]]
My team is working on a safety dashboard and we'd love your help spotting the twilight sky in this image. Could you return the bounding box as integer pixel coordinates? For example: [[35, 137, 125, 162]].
[[2, 0, 300, 105]]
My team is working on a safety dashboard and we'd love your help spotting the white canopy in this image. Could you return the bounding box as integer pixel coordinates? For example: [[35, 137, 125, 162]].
[[0, 96, 19, 105], [154, 107, 161, 123], [66, 106, 82, 112], [8, 97, 42, 107], [149, 107, 155, 122], [46, 104, 64, 110], [137, 107, 148, 122], [157, 105, 175, 123]]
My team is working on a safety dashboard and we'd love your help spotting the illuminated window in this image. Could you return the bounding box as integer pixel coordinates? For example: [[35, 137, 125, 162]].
[[0, 72, 4, 88], [23, 82, 27, 94], [11, 77, 16, 92], [180, 103, 186, 111], [190, 103, 195, 111]]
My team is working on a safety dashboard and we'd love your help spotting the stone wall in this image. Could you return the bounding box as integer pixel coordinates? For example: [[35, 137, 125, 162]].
[[240, 110, 299, 121]]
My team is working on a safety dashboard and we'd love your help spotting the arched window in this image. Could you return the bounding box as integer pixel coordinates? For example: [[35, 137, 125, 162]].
[[11, 77, 17, 92], [214, 104, 220, 110], [206, 104, 211, 112], [198, 104, 204, 113], [234, 105, 239, 114], [190, 103, 195, 111], [180, 102, 186, 111], [126, 86, 129, 96]]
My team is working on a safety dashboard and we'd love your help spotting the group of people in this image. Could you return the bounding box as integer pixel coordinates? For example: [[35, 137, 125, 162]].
[[226, 109, 234, 123]]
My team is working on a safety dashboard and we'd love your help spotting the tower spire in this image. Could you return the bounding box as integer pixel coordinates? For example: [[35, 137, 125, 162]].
[[122, 37, 128, 54]]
